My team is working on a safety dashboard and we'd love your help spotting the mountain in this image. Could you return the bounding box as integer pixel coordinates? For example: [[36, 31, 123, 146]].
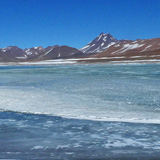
[[0, 46, 27, 62], [0, 45, 83, 62], [37, 45, 83, 60], [93, 38, 160, 58], [0, 33, 160, 63], [79, 33, 118, 53], [78, 33, 160, 63], [24, 46, 45, 56], [76, 38, 160, 63]]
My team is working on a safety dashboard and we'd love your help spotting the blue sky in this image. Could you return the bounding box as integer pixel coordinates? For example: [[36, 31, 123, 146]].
[[0, 0, 160, 49]]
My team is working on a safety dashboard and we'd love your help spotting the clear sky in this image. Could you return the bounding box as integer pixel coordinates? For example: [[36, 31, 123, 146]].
[[0, 0, 160, 49]]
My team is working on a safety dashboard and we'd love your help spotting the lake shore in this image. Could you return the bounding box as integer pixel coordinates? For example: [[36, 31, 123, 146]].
[[1, 55, 160, 66]]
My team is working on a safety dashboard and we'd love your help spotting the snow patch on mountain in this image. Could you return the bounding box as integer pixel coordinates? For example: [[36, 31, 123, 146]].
[[2, 49, 7, 52], [41, 48, 54, 57], [120, 43, 144, 53], [141, 45, 152, 52], [16, 55, 27, 59], [103, 42, 116, 49], [25, 49, 33, 55], [111, 43, 145, 55]]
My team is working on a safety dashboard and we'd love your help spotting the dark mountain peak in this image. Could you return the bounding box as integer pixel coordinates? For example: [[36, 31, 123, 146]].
[[0, 46, 24, 54], [45, 45, 59, 52], [0, 46, 26, 62], [99, 32, 111, 36], [96, 33, 117, 42], [99, 32, 105, 36], [98, 33, 113, 38], [80, 33, 118, 53], [3, 46, 21, 50], [24, 46, 45, 51]]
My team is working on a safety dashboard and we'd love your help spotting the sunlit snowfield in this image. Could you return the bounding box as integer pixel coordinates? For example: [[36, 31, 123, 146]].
[[0, 64, 160, 159]]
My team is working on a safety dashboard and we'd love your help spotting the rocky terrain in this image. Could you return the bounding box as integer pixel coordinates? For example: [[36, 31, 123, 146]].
[[0, 33, 160, 63], [0, 45, 83, 62], [79, 33, 160, 63]]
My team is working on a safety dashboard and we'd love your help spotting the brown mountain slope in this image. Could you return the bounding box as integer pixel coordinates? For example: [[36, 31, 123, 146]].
[[77, 38, 160, 63], [93, 38, 160, 58]]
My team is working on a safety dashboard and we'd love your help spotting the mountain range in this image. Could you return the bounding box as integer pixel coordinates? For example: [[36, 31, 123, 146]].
[[0, 33, 160, 63]]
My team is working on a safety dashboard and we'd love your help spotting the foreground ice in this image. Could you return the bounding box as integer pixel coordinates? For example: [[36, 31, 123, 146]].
[[0, 111, 160, 159], [0, 64, 160, 124]]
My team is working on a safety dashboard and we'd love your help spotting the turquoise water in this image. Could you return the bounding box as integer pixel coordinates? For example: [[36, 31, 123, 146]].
[[0, 64, 160, 159], [0, 64, 160, 123]]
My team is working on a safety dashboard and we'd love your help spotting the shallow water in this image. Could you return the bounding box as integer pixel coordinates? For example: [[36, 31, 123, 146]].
[[0, 64, 160, 159], [0, 64, 160, 123]]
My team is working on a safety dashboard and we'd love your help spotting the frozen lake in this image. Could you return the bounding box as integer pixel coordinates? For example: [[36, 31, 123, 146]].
[[0, 64, 160, 159]]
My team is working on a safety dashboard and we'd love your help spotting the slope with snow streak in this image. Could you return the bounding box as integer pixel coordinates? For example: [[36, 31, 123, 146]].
[[93, 38, 160, 59]]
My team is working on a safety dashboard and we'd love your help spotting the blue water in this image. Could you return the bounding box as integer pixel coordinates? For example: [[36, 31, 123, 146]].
[[0, 64, 160, 159]]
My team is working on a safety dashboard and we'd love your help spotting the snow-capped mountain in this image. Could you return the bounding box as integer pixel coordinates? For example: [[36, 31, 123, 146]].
[[93, 38, 160, 58], [79, 33, 160, 63], [0, 45, 84, 62], [0, 33, 160, 62], [75, 37, 160, 63], [80, 33, 118, 53]]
